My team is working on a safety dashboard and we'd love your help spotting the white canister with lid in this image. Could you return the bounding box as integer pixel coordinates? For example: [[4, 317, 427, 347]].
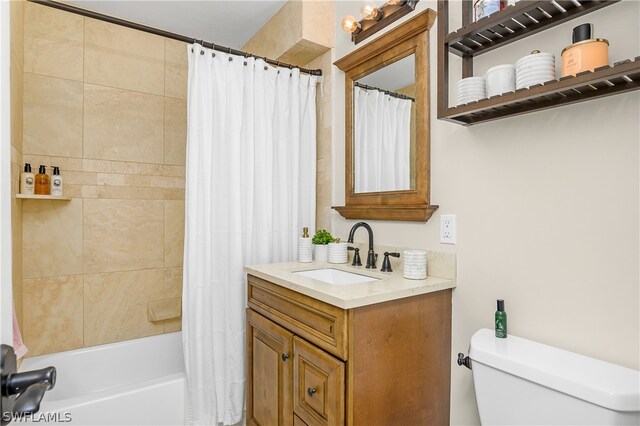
[[328, 240, 348, 264], [485, 64, 516, 97]]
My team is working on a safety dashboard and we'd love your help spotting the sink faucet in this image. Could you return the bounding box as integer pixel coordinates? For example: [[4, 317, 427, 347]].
[[347, 222, 377, 269]]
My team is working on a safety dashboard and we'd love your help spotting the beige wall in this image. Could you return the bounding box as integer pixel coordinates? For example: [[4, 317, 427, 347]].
[[20, 3, 187, 356], [332, 1, 639, 425], [10, 0, 24, 330]]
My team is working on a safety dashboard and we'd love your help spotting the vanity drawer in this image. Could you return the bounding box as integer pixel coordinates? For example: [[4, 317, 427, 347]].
[[247, 275, 347, 360]]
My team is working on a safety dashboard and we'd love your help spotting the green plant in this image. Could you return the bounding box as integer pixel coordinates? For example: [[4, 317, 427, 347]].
[[312, 229, 335, 245]]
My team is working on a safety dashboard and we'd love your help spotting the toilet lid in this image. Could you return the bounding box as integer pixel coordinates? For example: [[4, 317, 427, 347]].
[[469, 328, 640, 412]]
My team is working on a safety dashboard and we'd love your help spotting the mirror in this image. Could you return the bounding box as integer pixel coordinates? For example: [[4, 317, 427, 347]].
[[353, 54, 416, 193], [333, 9, 438, 222]]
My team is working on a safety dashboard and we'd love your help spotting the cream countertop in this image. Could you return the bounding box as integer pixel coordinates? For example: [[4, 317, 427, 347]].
[[245, 261, 455, 309]]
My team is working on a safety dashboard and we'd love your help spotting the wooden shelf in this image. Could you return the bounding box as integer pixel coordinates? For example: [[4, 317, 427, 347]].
[[446, 0, 619, 57], [437, 0, 638, 125], [443, 57, 640, 125], [16, 194, 71, 201], [332, 205, 439, 222]]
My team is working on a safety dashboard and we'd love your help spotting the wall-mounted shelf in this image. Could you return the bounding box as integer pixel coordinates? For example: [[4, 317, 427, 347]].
[[446, 0, 619, 58], [437, 0, 640, 126], [445, 57, 640, 125], [16, 194, 71, 201]]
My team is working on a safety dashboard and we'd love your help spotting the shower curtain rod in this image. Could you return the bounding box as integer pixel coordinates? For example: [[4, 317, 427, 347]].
[[355, 82, 415, 102], [28, 0, 323, 77]]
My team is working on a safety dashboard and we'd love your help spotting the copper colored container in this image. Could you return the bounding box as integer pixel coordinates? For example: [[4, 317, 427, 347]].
[[561, 38, 609, 77]]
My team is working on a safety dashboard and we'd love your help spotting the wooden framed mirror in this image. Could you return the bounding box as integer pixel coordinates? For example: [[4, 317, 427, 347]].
[[333, 9, 437, 222]]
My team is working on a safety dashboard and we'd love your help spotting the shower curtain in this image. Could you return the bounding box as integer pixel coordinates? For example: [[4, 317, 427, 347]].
[[183, 44, 317, 425], [354, 86, 412, 193]]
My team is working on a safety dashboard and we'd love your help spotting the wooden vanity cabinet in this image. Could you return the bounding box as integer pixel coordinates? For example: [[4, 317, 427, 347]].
[[246, 274, 452, 426]]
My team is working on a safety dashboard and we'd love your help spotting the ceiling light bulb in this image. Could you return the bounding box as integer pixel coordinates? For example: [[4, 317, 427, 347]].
[[341, 15, 361, 33], [360, 1, 380, 20]]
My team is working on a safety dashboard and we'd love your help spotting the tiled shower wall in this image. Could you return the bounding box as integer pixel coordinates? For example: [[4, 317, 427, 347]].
[[20, 3, 187, 356]]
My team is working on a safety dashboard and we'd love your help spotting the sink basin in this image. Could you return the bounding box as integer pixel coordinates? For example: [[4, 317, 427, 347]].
[[293, 268, 379, 286]]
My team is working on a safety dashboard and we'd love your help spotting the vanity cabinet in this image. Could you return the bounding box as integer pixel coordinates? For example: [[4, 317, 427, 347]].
[[246, 274, 452, 426]]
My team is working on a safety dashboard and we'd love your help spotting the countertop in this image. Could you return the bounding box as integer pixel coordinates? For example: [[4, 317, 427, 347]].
[[245, 261, 456, 309]]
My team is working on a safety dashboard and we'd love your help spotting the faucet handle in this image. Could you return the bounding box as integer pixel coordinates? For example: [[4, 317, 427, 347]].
[[347, 246, 362, 267], [380, 252, 400, 272]]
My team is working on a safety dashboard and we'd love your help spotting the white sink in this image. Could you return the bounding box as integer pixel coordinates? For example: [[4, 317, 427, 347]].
[[293, 268, 379, 286]]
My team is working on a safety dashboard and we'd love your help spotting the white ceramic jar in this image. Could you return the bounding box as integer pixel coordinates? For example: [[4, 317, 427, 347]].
[[485, 64, 516, 97], [403, 250, 427, 280]]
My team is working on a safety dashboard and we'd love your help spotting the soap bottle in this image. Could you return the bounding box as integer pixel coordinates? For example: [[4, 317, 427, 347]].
[[34, 165, 50, 195], [298, 227, 312, 263], [495, 299, 507, 338], [20, 163, 35, 195], [51, 166, 63, 196]]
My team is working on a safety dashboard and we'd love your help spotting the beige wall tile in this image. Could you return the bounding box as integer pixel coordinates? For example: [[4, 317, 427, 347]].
[[164, 98, 187, 165], [23, 73, 83, 157], [24, 2, 83, 81], [12, 196, 23, 328], [164, 319, 182, 333], [301, 1, 335, 49], [10, 52, 23, 151], [164, 267, 183, 299], [164, 200, 184, 267], [23, 275, 84, 356], [85, 18, 164, 95], [84, 269, 164, 346], [165, 39, 187, 99], [23, 199, 83, 279], [84, 199, 163, 273], [242, 1, 303, 60], [10, 0, 24, 68], [84, 84, 164, 163]]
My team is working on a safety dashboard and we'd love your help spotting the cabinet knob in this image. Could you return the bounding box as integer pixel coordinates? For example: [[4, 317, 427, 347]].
[[307, 387, 316, 397], [281, 353, 289, 362]]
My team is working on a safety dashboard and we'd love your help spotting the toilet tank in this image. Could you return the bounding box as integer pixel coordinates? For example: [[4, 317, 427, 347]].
[[469, 329, 640, 426]]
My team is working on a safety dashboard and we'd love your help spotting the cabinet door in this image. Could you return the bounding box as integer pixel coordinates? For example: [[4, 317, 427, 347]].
[[293, 337, 345, 426], [247, 309, 294, 426]]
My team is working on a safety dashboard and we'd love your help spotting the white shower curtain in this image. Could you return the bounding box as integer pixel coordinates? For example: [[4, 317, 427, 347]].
[[354, 86, 411, 193], [183, 44, 317, 425]]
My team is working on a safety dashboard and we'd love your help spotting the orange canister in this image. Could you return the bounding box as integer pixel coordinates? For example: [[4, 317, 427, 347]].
[[561, 38, 609, 77]]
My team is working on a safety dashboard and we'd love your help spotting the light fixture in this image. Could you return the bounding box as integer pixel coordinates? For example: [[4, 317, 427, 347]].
[[360, 1, 381, 21], [342, 0, 419, 44], [341, 15, 362, 34]]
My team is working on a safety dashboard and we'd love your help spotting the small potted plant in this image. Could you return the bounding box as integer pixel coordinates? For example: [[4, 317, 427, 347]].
[[312, 229, 335, 262]]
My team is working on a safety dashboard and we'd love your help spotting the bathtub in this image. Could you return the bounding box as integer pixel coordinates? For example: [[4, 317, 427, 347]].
[[18, 332, 184, 425]]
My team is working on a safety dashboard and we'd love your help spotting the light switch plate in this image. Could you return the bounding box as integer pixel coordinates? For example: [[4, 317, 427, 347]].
[[440, 214, 456, 244]]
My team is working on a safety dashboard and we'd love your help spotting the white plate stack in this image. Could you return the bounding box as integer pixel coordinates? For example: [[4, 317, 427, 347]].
[[328, 242, 348, 264], [515, 51, 556, 89], [298, 237, 312, 263], [457, 77, 486, 106], [403, 250, 427, 280], [486, 64, 516, 97]]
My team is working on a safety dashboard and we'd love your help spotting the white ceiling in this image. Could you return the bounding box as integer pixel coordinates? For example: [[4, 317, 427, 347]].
[[66, 0, 288, 49]]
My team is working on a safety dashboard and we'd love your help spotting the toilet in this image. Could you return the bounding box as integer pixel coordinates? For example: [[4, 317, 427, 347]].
[[468, 328, 640, 425]]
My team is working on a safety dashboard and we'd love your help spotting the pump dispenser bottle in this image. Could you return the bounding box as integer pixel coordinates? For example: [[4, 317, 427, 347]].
[[51, 166, 63, 196], [20, 163, 35, 195], [34, 165, 50, 195], [298, 227, 312, 263], [495, 299, 507, 338]]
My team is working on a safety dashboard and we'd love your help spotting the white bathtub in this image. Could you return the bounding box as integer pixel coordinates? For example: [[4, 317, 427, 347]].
[[18, 332, 184, 425]]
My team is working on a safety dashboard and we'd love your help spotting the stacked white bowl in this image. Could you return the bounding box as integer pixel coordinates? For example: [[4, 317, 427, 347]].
[[515, 51, 556, 90], [403, 250, 427, 280], [328, 242, 348, 264], [298, 237, 312, 263], [457, 77, 486, 106]]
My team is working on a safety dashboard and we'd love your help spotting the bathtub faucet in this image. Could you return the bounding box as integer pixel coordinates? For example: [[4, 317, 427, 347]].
[[1, 344, 56, 423]]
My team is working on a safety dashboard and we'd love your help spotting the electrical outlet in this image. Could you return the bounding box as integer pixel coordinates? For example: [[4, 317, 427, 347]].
[[440, 214, 456, 244]]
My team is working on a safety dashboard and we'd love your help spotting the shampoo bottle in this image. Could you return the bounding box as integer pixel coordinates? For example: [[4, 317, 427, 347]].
[[495, 299, 507, 338], [34, 165, 50, 195], [20, 163, 35, 195], [51, 166, 63, 196]]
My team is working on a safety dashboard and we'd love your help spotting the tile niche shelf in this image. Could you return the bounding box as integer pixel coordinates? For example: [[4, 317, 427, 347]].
[[437, 0, 640, 125], [16, 194, 71, 201]]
